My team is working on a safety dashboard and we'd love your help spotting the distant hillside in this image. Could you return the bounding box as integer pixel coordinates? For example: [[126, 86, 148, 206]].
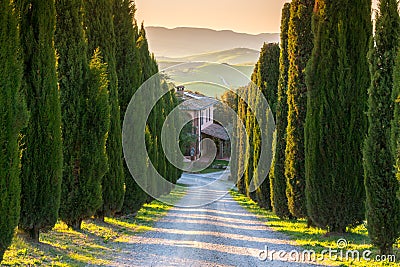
[[146, 26, 279, 58], [159, 62, 254, 98], [158, 48, 260, 66]]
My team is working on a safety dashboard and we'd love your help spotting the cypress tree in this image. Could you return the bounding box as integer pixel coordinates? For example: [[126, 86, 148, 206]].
[[122, 24, 175, 210], [365, 0, 400, 255], [114, 0, 140, 121], [305, 0, 372, 233], [243, 82, 257, 199], [18, 0, 63, 241], [251, 43, 280, 209], [113, 0, 147, 215], [255, 43, 280, 119], [0, 0, 28, 260], [392, 51, 400, 252], [84, 0, 125, 218], [55, 0, 110, 229], [235, 87, 249, 194], [285, 0, 314, 219], [270, 2, 292, 219]]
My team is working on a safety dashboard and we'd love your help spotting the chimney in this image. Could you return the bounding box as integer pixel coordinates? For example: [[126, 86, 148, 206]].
[[176, 85, 185, 97]]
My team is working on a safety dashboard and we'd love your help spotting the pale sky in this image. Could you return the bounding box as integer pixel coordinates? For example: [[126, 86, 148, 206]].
[[135, 0, 291, 34], [136, 0, 379, 35]]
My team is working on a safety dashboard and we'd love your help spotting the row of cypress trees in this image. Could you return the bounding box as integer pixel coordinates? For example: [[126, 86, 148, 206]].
[[0, 0, 181, 260], [233, 43, 280, 209], [232, 0, 400, 255]]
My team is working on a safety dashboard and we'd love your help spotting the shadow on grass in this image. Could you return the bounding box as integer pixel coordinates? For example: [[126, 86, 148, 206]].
[[2, 188, 187, 266]]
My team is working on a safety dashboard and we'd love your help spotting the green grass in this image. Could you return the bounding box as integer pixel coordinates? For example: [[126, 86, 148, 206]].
[[197, 159, 229, 174], [197, 168, 222, 174], [2, 187, 186, 266], [230, 189, 399, 267]]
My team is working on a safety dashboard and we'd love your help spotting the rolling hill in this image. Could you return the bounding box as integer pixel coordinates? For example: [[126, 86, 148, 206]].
[[146, 26, 279, 58], [145, 27, 278, 98], [157, 48, 260, 66]]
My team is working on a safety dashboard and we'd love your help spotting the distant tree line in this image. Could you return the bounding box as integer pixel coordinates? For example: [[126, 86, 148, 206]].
[[230, 0, 400, 255], [0, 0, 181, 260]]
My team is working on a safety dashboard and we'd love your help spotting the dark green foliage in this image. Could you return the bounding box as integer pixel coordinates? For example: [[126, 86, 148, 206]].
[[114, 0, 140, 120], [235, 87, 249, 194], [0, 0, 28, 260], [234, 43, 279, 206], [55, 0, 110, 229], [121, 24, 182, 212], [392, 52, 400, 253], [250, 43, 280, 210], [122, 24, 157, 211], [270, 3, 292, 219], [255, 43, 280, 119], [243, 84, 257, 199], [84, 0, 125, 218], [179, 122, 197, 155], [113, 0, 147, 215], [18, 0, 63, 241], [305, 0, 372, 233], [285, 0, 314, 219], [365, 0, 400, 255]]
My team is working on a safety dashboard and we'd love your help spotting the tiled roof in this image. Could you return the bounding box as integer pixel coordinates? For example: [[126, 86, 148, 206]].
[[179, 97, 218, 111], [201, 123, 229, 141]]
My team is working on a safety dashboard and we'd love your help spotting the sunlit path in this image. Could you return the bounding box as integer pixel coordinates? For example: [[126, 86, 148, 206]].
[[111, 172, 332, 267]]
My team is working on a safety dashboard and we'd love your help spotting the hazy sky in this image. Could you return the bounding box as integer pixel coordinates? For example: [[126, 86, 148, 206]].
[[135, 0, 291, 34], [136, 0, 379, 35]]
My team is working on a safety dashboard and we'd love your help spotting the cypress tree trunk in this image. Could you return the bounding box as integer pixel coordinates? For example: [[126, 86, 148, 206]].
[[0, 0, 28, 260], [270, 3, 292, 219], [18, 0, 63, 241], [84, 0, 125, 218], [55, 0, 110, 229], [365, 0, 400, 255], [285, 0, 314, 219], [305, 0, 372, 233]]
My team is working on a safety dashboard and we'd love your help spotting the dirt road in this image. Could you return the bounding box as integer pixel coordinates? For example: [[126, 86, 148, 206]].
[[111, 172, 329, 267]]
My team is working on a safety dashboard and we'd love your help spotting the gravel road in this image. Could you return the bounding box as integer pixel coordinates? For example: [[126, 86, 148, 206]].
[[110, 172, 330, 267]]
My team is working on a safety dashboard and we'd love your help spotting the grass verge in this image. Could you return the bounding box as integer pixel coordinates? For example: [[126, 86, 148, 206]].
[[230, 189, 399, 267], [2, 186, 186, 266], [197, 159, 229, 174]]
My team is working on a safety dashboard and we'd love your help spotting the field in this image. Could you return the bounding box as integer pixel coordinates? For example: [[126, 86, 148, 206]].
[[159, 61, 254, 98]]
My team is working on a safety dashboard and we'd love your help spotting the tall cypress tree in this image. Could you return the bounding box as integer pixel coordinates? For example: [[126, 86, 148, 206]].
[[391, 51, 400, 253], [114, 0, 140, 120], [113, 0, 147, 215], [0, 0, 28, 260], [270, 2, 292, 219], [18, 0, 63, 241], [235, 87, 249, 194], [55, 0, 110, 229], [84, 0, 125, 218], [285, 0, 314, 219], [251, 43, 280, 209], [305, 0, 371, 233], [365, 0, 400, 255]]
